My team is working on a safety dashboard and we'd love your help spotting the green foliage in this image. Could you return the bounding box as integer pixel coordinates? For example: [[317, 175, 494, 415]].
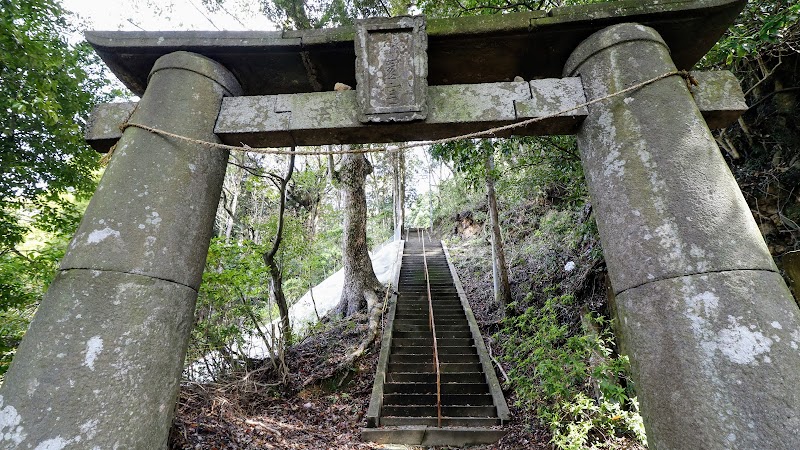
[[702, 1, 800, 68], [431, 136, 584, 200], [246, 0, 388, 29], [0, 0, 109, 250], [0, 232, 73, 377], [500, 293, 645, 449], [499, 136, 586, 206], [0, 0, 111, 380], [190, 238, 273, 373], [431, 139, 494, 189]]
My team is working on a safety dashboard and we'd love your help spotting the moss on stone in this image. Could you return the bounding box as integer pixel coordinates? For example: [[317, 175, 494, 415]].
[[427, 12, 545, 36]]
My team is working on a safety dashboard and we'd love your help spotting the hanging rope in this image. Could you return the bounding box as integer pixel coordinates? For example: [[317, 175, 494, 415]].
[[114, 70, 690, 159]]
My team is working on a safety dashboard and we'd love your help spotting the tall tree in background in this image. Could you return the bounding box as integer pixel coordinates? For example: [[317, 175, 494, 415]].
[[431, 139, 512, 311], [335, 152, 383, 317], [260, 0, 388, 29], [485, 150, 512, 310], [262, 151, 296, 346], [252, 0, 391, 318], [391, 148, 406, 240], [202, 0, 389, 30]]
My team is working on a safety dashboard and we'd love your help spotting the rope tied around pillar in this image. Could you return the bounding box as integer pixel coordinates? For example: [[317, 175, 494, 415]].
[[109, 70, 691, 161]]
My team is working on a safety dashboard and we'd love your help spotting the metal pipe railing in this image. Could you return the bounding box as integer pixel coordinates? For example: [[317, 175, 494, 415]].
[[420, 229, 442, 427]]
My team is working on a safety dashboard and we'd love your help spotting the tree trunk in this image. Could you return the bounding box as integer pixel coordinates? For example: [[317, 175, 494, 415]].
[[335, 152, 383, 317], [224, 152, 245, 241], [327, 148, 335, 185], [262, 151, 295, 347], [486, 153, 512, 310], [267, 263, 292, 346], [392, 148, 405, 240]]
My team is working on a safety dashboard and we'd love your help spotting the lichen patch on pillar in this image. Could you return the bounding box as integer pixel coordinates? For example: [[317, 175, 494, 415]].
[[86, 227, 120, 244], [33, 436, 69, 450], [83, 336, 104, 371], [683, 285, 774, 365], [0, 396, 27, 445], [716, 316, 773, 365]]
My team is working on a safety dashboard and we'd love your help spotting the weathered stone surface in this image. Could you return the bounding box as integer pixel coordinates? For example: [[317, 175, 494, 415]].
[[85, 101, 136, 151], [0, 269, 196, 449], [63, 51, 241, 290], [0, 51, 241, 450], [84, 0, 745, 96], [89, 73, 746, 150], [616, 270, 800, 450], [278, 91, 360, 130], [516, 77, 587, 118], [689, 70, 748, 129], [355, 16, 427, 123], [428, 81, 527, 124], [567, 24, 774, 295], [217, 82, 534, 146], [570, 23, 800, 450], [514, 77, 587, 134]]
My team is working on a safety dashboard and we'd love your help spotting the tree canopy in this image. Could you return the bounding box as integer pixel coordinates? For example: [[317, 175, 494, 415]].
[[0, 0, 110, 375], [0, 0, 109, 249]]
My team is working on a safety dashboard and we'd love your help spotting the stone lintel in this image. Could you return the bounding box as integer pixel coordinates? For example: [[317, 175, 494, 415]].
[[86, 71, 746, 151]]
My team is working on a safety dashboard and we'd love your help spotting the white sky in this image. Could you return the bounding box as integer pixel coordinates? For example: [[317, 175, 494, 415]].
[[62, 0, 275, 32]]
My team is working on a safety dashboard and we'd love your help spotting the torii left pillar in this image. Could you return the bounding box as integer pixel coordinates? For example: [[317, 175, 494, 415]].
[[0, 51, 240, 449]]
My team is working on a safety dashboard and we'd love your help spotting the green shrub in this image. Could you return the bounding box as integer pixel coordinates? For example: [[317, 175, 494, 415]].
[[499, 293, 646, 449]]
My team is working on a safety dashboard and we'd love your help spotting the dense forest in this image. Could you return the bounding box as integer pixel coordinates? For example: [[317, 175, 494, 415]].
[[1, 0, 799, 448]]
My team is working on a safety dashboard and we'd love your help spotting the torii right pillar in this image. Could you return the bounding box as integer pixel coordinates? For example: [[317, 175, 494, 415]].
[[567, 23, 800, 449]]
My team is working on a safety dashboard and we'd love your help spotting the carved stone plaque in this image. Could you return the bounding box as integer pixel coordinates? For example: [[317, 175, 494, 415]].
[[355, 16, 427, 123]]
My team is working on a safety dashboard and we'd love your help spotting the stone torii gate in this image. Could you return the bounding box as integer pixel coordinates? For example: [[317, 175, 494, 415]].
[[2, 1, 800, 448]]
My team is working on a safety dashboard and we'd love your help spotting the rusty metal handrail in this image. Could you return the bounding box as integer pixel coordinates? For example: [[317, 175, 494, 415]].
[[420, 229, 442, 427]]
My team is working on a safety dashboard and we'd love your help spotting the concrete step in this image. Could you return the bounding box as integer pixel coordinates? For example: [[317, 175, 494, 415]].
[[390, 353, 478, 365], [393, 324, 470, 333], [383, 394, 495, 406], [440, 362, 483, 373], [435, 330, 473, 339], [385, 372, 486, 384], [396, 300, 461, 305], [388, 362, 434, 372], [439, 353, 480, 363], [395, 302, 462, 309], [383, 382, 490, 394], [395, 307, 463, 314], [390, 330, 473, 340], [381, 405, 497, 417], [378, 416, 500, 427], [365, 236, 507, 446], [361, 426, 507, 445]]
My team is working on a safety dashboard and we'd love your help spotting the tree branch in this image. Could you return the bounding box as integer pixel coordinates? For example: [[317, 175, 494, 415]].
[[265, 148, 297, 264]]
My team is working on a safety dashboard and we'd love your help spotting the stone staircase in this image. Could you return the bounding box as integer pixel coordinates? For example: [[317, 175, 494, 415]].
[[362, 229, 510, 446]]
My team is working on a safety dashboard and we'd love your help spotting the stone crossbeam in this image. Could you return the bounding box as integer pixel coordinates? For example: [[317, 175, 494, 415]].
[[86, 71, 746, 151]]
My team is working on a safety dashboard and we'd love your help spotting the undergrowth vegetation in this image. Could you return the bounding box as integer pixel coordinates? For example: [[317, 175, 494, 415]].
[[501, 293, 645, 449]]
